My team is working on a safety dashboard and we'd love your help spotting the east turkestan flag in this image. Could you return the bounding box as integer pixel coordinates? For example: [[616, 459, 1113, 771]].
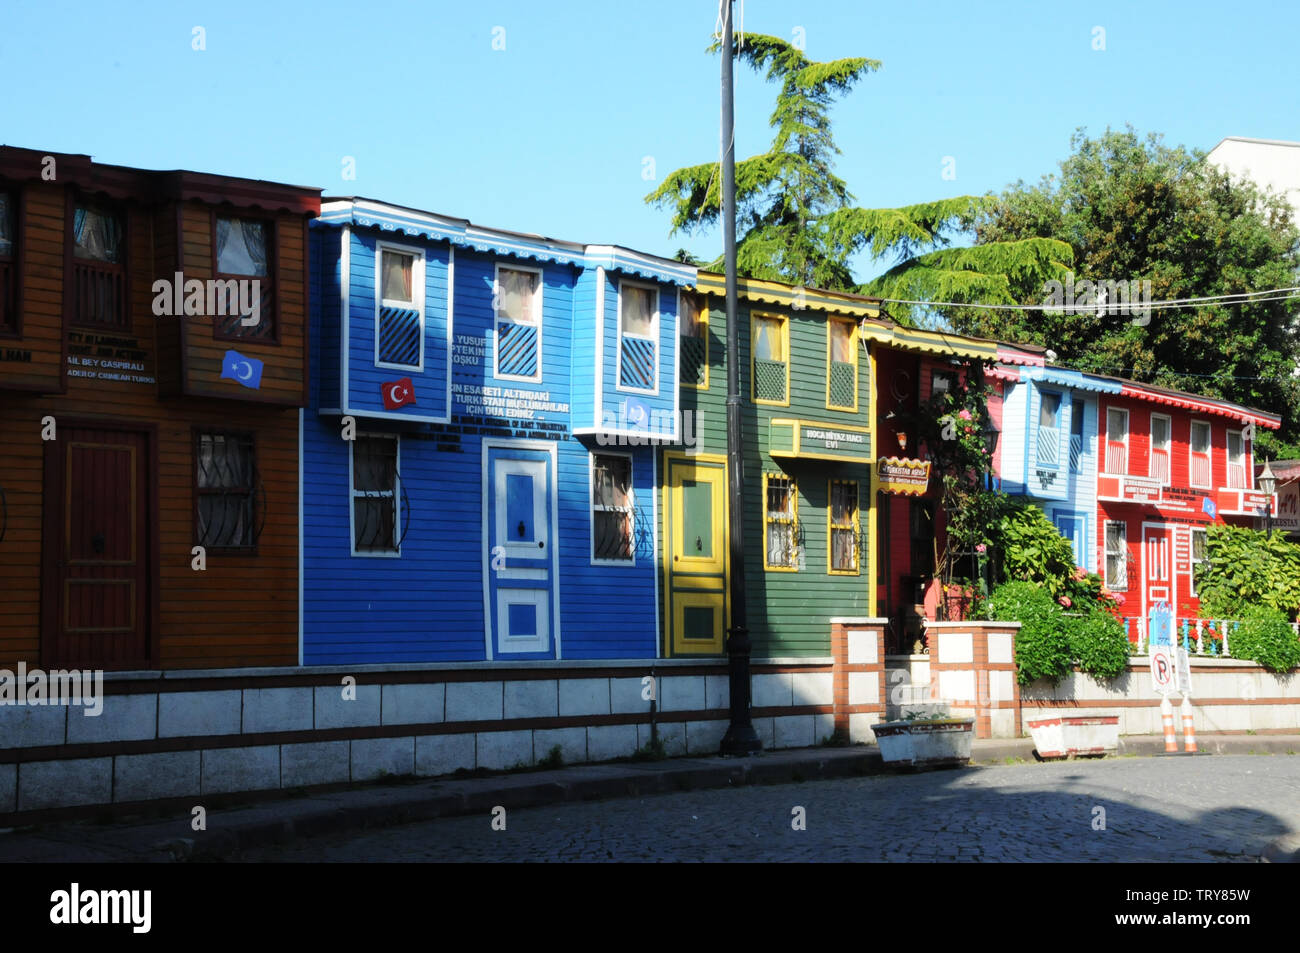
[[220, 350, 264, 389]]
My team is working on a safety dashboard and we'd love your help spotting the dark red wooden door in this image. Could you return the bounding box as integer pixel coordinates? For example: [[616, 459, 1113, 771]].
[[43, 426, 150, 667]]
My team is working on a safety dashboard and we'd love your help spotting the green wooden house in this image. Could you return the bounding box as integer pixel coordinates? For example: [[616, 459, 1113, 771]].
[[661, 273, 882, 658]]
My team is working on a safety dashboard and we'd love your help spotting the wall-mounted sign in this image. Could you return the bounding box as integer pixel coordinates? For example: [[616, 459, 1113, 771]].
[[1097, 473, 1162, 504], [1274, 481, 1299, 532], [769, 418, 872, 463], [1122, 476, 1162, 503], [65, 331, 155, 385], [1219, 488, 1272, 517], [877, 457, 931, 496]]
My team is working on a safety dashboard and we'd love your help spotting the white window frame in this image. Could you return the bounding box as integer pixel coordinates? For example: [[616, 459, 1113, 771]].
[[1068, 398, 1086, 474], [1226, 427, 1247, 489], [493, 261, 544, 383], [373, 242, 426, 372], [1036, 389, 1063, 468], [1104, 407, 1129, 475], [349, 432, 401, 558], [1149, 412, 1172, 485], [589, 451, 636, 566], [1189, 419, 1212, 489], [1104, 519, 1127, 591], [1189, 527, 1208, 598], [615, 278, 660, 395]]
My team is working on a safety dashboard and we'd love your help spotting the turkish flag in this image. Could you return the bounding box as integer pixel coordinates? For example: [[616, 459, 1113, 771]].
[[381, 377, 416, 409]]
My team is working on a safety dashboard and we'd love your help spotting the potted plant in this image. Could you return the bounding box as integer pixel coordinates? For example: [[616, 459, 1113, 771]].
[[872, 709, 975, 768]]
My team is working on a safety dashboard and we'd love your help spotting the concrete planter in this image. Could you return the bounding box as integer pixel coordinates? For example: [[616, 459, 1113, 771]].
[[872, 718, 974, 767], [1027, 715, 1119, 759]]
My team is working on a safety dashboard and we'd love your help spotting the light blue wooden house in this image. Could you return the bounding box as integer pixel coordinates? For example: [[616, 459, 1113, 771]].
[[994, 365, 1123, 572], [302, 198, 694, 663]]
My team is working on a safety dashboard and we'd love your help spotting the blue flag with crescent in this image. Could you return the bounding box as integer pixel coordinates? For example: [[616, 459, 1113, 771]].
[[221, 350, 264, 390]]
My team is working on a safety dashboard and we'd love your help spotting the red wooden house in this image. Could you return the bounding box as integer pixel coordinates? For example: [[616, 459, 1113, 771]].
[[1093, 379, 1280, 625]]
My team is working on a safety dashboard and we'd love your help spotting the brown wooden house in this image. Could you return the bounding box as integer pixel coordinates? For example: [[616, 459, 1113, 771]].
[[0, 146, 319, 671]]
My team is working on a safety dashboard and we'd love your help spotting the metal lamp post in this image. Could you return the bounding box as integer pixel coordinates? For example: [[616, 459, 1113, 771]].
[[1259, 458, 1276, 538], [718, 0, 760, 756]]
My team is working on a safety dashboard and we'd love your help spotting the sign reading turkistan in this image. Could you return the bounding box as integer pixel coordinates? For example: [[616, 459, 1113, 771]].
[[768, 418, 872, 464], [877, 457, 932, 496]]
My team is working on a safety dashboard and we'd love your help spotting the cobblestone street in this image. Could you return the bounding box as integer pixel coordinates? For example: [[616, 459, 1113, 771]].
[[235, 754, 1299, 862]]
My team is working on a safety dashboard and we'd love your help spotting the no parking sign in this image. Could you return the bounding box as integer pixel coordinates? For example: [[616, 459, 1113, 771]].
[[1150, 647, 1175, 695]]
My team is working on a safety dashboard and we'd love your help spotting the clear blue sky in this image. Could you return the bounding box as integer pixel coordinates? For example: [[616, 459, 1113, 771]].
[[3, 0, 1297, 279]]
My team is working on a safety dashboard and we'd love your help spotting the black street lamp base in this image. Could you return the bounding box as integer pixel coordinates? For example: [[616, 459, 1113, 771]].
[[720, 725, 762, 756], [720, 623, 762, 756]]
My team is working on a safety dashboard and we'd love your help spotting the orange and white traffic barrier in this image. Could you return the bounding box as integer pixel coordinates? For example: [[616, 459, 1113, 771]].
[[1160, 695, 1177, 752], [1181, 695, 1197, 753]]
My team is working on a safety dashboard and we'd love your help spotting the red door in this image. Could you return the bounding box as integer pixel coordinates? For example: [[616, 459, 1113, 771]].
[[43, 426, 151, 668]]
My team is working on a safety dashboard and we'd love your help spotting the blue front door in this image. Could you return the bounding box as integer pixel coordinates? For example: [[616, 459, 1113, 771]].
[[485, 445, 555, 658]]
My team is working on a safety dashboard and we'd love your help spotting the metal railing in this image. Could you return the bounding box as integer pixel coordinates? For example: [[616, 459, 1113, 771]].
[[1123, 615, 1300, 658]]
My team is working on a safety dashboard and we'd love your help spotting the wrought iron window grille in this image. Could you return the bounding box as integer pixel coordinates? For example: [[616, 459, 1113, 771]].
[[195, 433, 264, 551]]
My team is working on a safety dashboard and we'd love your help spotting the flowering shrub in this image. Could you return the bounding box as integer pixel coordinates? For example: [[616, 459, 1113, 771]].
[[991, 580, 1132, 683]]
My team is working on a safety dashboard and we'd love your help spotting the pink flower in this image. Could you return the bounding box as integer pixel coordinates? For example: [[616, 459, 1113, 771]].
[[957, 409, 973, 421], [1113, 594, 1126, 606], [1058, 596, 1073, 608], [975, 544, 987, 554]]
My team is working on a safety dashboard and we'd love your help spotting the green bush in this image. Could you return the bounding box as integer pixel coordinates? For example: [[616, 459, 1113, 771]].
[[1197, 524, 1300, 620], [990, 582, 1072, 685], [1070, 609, 1131, 680], [1229, 605, 1300, 674]]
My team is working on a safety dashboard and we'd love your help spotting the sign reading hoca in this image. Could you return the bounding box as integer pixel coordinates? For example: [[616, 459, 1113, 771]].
[[151, 272, 261, 326], [769, 418, 872, 463], [877, 456, 931, 495]]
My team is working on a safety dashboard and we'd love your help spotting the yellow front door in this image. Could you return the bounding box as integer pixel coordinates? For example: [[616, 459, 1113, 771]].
[[664, 453, 727, 655]]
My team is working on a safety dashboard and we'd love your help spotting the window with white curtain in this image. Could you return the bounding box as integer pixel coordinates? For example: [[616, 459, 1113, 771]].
[[495, 265, 542, 381]]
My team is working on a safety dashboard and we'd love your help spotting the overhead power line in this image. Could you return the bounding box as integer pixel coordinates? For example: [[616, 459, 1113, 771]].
[[870, 286, 1300, 313]]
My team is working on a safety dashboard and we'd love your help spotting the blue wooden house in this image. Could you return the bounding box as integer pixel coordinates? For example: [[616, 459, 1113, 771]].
[[302, 199, 694, 663], [994, 365, 1122, 572]]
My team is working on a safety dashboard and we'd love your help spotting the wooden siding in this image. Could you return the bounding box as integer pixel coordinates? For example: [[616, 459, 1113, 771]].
[[0, 390, 300, 672], [0, 185, 65, 392], [301, 240, 664, 663], [176, 203, 308, 406], [670, 297, 872, 658], [597, 271, 678, 429], [342, 229, 450, 420], [0, 173, 315, 672]]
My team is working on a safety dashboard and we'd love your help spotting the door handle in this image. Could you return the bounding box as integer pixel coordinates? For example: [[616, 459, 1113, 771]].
[[695, 536, 702, 552], [517, 521, 526, 538], [92, 532, 106, 554], [538, 541, 544, 549]]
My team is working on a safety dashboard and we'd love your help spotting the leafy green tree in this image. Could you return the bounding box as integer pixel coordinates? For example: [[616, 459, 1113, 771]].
[[1195, 523, 1300, 621], [647, 34, 1071, 305], [968, 127, 1300, 440]]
